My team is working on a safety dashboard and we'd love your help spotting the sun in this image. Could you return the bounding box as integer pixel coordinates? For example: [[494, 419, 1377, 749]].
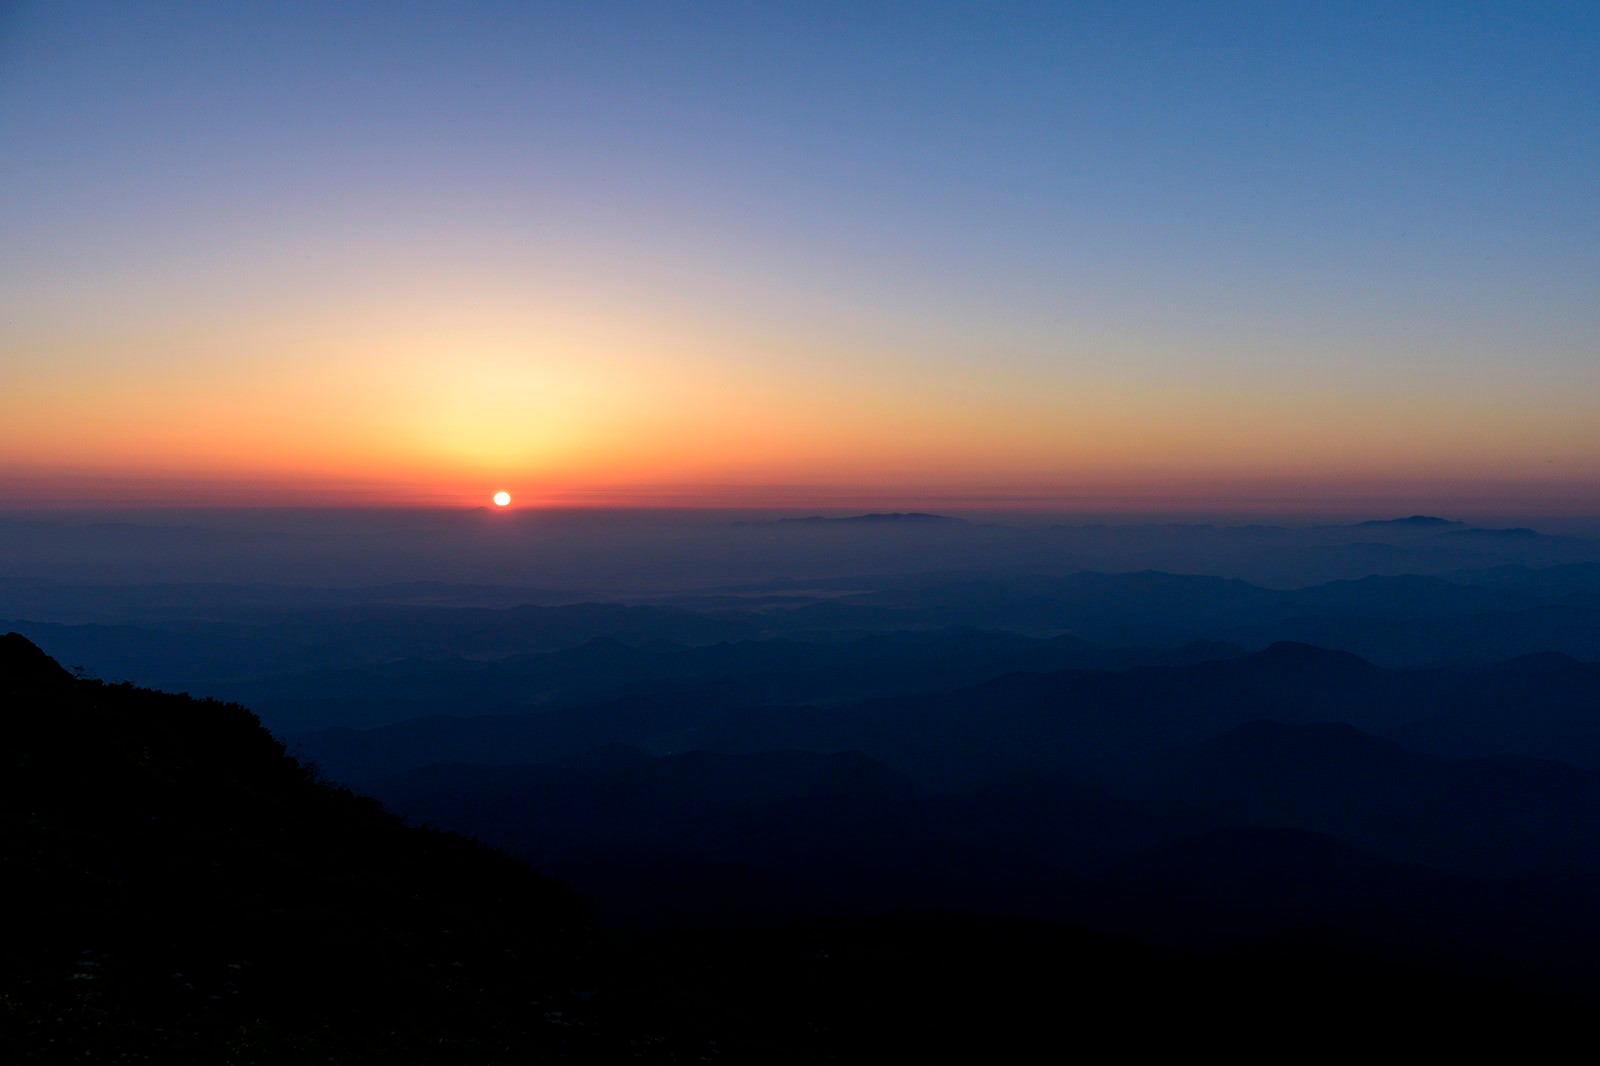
[[492, 491, 511, 507]]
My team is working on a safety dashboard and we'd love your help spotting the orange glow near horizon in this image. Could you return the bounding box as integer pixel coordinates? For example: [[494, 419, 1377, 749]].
[[4, 295, 1598, 516], [3, 462, 1599, 520]]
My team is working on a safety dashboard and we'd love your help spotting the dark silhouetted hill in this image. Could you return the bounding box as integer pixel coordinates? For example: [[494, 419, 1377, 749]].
[[1355, 515, 1464, 528], [0, 633, 689, 1063]]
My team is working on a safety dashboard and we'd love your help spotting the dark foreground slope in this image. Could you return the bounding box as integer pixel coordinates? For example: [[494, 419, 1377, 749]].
[[0, 632, 649, 1063], [6, 633, 1597, 1063]]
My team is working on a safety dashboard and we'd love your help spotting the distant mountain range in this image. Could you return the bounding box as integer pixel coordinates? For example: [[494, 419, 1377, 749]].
[[7, 510, 1599, 592], [9, 511, 1600, 1057], [11, 630, 1600, 1058], [284, 638, 1600, 784], [339, 638, 1600, 1021], [772, 511, 968, 525], [11, 558, 1600, 740], [1355, 515, 1464, 527]]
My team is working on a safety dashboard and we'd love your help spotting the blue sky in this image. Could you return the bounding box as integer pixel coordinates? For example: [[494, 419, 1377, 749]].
[[2, 1, 1597, 508]]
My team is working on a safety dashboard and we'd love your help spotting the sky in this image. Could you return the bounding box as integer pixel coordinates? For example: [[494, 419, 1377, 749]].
[[2, 1, 1597, 512]]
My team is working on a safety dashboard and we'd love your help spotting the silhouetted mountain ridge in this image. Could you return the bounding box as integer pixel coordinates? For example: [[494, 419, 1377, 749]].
[[1355, 515, 1463, 528], [291, 637, 1600, 794], [0, 629, 73, 686], [0, 633, 707, 1063], [775, 512, 966, 525]]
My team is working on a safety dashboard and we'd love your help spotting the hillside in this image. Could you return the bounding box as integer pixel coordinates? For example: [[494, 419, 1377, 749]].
[[0, 632, 661, 1063]]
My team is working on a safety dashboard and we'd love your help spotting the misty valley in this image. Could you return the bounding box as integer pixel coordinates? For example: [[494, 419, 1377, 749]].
[[7, 509, 1600, 1059]]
